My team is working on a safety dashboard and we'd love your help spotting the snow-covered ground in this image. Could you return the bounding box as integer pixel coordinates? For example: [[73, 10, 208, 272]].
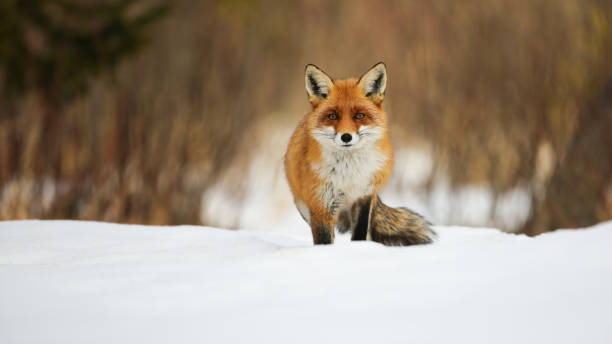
[[1, 220, 611, 343]]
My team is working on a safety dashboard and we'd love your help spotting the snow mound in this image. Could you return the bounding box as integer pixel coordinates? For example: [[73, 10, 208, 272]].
[[1, 220, 611, 343]]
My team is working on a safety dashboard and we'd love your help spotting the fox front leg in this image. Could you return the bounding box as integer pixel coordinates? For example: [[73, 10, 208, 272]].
[[309, 209, 335, 245], [349, 195, 374, 241]]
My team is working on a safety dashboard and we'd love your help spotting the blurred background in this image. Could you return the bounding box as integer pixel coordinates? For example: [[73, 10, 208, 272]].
[[1, 0, 611, 235]]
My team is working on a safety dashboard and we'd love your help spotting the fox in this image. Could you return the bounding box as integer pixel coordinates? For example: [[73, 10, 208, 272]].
[[284, 62, 436, 245]]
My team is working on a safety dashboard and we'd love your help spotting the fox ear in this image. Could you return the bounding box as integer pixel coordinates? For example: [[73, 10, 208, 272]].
[[305, 64, 334, 105], [358, 62, 387, 104]]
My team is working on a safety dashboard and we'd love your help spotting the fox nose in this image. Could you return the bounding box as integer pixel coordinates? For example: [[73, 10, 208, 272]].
[[341, 133, 352, 143]]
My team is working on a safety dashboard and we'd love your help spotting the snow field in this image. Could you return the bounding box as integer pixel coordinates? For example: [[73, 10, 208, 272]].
[[1, 220, 611, 343]]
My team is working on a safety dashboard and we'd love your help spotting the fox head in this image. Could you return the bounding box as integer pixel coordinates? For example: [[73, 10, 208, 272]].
[[304, 62, 388, 150]]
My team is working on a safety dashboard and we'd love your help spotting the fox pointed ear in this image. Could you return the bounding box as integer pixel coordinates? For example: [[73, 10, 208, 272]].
[[358, 62, 387, 104], [305, 64, 334, 105]]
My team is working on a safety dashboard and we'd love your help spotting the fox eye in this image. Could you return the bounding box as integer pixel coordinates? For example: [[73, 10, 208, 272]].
[[327, 113, 338, 120], [354, 113, 366, 120]]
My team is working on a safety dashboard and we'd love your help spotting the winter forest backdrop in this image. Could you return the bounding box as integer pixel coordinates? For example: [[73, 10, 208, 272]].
[[1, 0, 611, 235]]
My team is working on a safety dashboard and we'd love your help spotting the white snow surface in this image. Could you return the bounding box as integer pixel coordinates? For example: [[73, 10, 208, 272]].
[[1, 220, 611, 344]]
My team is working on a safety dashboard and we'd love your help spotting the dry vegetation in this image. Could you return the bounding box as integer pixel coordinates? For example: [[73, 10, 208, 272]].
[[1, 0, 611, 234]]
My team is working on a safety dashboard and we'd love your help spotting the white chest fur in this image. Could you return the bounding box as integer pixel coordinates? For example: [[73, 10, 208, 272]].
[[312, 143, 388, 214]]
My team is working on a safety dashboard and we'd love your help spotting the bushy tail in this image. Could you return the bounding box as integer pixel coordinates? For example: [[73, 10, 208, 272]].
[[337, 195, 436, 246], [369, 196, 435, 246]]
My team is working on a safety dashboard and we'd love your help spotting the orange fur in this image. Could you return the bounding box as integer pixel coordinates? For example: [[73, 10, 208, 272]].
[[285, 66, 393, 244]]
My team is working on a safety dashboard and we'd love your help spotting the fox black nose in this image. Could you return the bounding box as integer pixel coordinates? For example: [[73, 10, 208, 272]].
[[341, 133, 352, 143]]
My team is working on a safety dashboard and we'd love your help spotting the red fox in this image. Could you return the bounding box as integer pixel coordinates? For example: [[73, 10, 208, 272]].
[[284, 62, 435, 245]]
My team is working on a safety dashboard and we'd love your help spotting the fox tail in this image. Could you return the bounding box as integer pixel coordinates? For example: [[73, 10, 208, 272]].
[[370, 196, 435, 246], [338, 195, 436, 246]]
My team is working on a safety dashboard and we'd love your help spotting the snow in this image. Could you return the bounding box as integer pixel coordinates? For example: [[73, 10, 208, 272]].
[[1, 220, 611, 343]]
